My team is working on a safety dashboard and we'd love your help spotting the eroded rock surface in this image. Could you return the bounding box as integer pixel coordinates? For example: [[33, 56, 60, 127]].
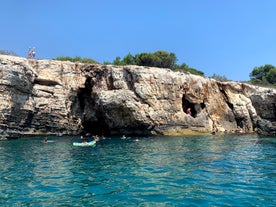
[[0, 55, 275, 138]]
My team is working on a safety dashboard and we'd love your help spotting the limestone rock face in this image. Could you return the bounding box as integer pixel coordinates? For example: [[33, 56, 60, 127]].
[[0, 55, 275, 138]]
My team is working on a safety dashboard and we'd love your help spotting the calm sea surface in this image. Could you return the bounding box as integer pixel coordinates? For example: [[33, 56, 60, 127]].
[[0, 134, 275, 206]]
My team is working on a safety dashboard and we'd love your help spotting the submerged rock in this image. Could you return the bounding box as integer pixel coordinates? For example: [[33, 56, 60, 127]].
[[0, 55, 275, 137]]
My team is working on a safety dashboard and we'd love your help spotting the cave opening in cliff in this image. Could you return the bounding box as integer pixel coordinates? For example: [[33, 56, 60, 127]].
[[182, 95, 196, 117], [77, 77, 92, 110], [76, 76, 112, 136], [181, 95, 206, 118], [82, 119, 110, 137]]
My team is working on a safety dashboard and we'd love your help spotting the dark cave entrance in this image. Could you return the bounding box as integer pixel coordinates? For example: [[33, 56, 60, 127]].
[[76, 77, 111, 136], [182, 95, 196, 117], [82, 118, 110, 137], [77, 77, 92, 111], [182, 95, 205, 118]]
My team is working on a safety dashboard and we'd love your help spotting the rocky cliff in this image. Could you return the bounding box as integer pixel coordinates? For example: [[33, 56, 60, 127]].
[[0, 55, 275, 138]]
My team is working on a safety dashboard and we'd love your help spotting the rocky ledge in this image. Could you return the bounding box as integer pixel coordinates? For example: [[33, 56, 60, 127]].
[[0, 55, 275, 138]]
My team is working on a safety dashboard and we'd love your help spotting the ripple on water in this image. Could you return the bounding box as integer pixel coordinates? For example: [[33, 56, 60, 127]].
[[0, 134, 275, 206]]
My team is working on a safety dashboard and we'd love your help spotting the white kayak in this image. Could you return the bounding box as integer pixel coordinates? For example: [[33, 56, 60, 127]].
[[73, 140, 96, 147]]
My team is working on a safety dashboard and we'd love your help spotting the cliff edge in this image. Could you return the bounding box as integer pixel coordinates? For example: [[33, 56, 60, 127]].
[[0, 55, 275, 138]]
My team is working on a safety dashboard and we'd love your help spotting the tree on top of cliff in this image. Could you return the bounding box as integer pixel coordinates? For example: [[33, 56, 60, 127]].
[[134, 52, 163, 67], [104, 50, 176, 68], [134, 51, 177, 69], [108, 50, 177, 69], [250, 64, 276, 86], [105, 50, 204, 76]]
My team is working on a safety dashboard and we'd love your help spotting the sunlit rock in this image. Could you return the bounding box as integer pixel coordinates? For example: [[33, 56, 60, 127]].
[[0, 54, 275, 138]]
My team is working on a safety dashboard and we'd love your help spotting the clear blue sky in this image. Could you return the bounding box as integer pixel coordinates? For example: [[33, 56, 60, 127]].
[[1, 0, 276, 81]]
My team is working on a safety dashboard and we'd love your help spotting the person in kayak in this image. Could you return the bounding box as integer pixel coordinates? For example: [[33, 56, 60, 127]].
[[94, 135, 99, 142], [80, 135, 88, 144]]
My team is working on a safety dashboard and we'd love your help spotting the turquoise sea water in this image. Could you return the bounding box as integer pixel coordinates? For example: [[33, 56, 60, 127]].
[[0, 134, 275, 206]]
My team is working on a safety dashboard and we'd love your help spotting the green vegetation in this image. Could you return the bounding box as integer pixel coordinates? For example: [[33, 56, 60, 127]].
[[249, 64, 276, 87], [53, 56, 98, 64], [210, 73, 229, 82], [134, 51, 177, 68], [174, 63, 204, 76], [103, 50, 204, 76], [103, 51, 176, 68], [0, 50, 17, 56]]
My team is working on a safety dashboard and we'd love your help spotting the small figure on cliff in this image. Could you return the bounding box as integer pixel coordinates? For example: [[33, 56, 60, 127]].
[[27, 48, 32, 59], [32, 48, 36, 59], [27, 47, 36, 59], [186, 108, 192, 116]]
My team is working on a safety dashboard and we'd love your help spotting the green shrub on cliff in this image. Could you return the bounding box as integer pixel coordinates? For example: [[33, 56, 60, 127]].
[[106, 50, 204, 76], [174, 63, 204, 76], [105, 53, 136, 66], [53, 50, 205, 76], [54, 56, 98, 64], [210, 73, 229, 81], [0, 50, 18, 56], [108, 51, 177, 69], [134, 51, 177, 68], [250, 64, 276, 87]]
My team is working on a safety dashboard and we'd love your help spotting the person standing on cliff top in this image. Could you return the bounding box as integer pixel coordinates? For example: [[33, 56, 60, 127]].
[[32, 47, 36, 59], [27, 47, 32, 58], [27, 47, 36, 59]]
